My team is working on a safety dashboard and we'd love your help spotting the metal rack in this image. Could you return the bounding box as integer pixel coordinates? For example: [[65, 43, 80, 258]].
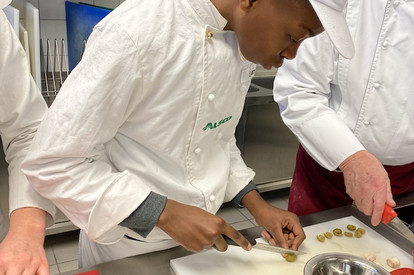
[[40, 38, 69, 106]]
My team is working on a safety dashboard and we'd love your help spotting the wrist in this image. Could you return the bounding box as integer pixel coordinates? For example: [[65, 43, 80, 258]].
[[9, 207, 46, 234], [339, 150, 367, 171], [157, 199, 173, 229], [241, 190, 267, 218]]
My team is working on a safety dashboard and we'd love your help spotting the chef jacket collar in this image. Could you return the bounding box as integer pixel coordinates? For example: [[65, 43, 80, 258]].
[[189, 0, 228, 31], [0, 0, 11, 9]]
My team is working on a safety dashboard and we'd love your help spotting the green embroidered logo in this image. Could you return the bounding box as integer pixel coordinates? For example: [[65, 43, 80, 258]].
[[203, 116, 232, 131]]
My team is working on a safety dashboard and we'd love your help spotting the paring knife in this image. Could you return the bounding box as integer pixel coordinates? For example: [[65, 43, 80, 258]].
[[222, 234, 306, 255], [382, 204, 414, 244]]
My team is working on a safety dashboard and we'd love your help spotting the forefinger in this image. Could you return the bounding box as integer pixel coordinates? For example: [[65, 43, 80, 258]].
[[289, 228, 306, 250], [221, 226, 252, 251]]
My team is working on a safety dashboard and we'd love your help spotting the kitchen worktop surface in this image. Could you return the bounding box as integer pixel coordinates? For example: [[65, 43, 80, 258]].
[[61, 205, 413, 275]]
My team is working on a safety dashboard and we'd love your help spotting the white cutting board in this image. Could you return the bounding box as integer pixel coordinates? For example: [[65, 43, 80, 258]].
[[19, 23, 30, 66], [25, 2, 41, 89], [170, 216, 413, 275], [3, 5, 19, 35]]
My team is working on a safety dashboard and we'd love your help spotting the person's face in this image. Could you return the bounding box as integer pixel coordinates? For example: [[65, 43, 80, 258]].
[[232, 0, 324, 69]]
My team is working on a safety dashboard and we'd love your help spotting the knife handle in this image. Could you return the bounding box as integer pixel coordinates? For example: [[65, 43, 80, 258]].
[[222, 234, 257, 246], [382, 203, 397, 224]]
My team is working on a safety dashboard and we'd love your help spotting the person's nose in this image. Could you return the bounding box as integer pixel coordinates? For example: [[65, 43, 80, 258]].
[[280, 42, 302, 60]]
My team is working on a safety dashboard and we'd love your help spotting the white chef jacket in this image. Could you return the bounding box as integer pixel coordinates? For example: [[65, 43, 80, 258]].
[[0, 11, 55, 230], [274, 0, 414, 171], [22, 0, 256, 245]]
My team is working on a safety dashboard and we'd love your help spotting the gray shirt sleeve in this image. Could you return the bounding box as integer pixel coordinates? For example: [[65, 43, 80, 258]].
[[121, 181, 257, 237], [119, 191, 167, 238], [230, 181, 258, 207]]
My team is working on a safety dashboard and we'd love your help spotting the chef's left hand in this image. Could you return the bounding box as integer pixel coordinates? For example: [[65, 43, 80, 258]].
[[241, 190, 306, 250]]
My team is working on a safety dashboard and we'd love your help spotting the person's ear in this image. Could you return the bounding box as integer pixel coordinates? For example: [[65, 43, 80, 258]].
[[239, 0, 256, 12]]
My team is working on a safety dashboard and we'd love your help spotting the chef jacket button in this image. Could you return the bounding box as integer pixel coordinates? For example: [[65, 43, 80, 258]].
[[364, 120, 370, 126], [207, 93, 215, 101], [382, 40, 390, 48], [217, 132, 223, 139], [373, 82, 381, 89], [209, 195, 216, 202], [206, 31, 213, 39], [194, 147, 201, 154]]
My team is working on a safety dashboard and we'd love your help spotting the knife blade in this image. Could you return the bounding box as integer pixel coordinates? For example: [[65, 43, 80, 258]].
[[222, 234, 306, 255], [382, 204, 414, 244]]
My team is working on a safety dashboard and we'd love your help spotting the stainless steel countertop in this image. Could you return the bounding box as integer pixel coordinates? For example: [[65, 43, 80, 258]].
[[62, 205, 413, 275]]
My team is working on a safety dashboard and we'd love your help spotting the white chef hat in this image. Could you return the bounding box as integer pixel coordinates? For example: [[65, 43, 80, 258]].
[[309, 0, 355, 58], [0, 0, 11, 9]]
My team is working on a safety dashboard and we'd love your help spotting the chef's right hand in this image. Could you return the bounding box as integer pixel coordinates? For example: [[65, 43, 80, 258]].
[[0, 208, 49, 275], [339, 150, 395, 226], [157, 199, 252, 252]]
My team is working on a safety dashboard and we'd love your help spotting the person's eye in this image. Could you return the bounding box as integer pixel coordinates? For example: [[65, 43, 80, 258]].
[[289, 35, 299, 44]]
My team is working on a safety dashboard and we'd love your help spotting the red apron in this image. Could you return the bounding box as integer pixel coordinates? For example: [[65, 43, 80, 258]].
[[288, 145, 414, 216]]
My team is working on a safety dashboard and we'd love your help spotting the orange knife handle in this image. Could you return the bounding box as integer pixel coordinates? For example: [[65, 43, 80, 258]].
[[381, 203, 397, 224]]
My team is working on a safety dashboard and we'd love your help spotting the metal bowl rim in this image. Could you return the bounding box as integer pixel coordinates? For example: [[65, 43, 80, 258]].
[[303, 252, 390, 275]]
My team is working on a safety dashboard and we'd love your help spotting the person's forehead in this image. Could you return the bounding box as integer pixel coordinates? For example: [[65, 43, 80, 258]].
[[270, 0, 316, 18]]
